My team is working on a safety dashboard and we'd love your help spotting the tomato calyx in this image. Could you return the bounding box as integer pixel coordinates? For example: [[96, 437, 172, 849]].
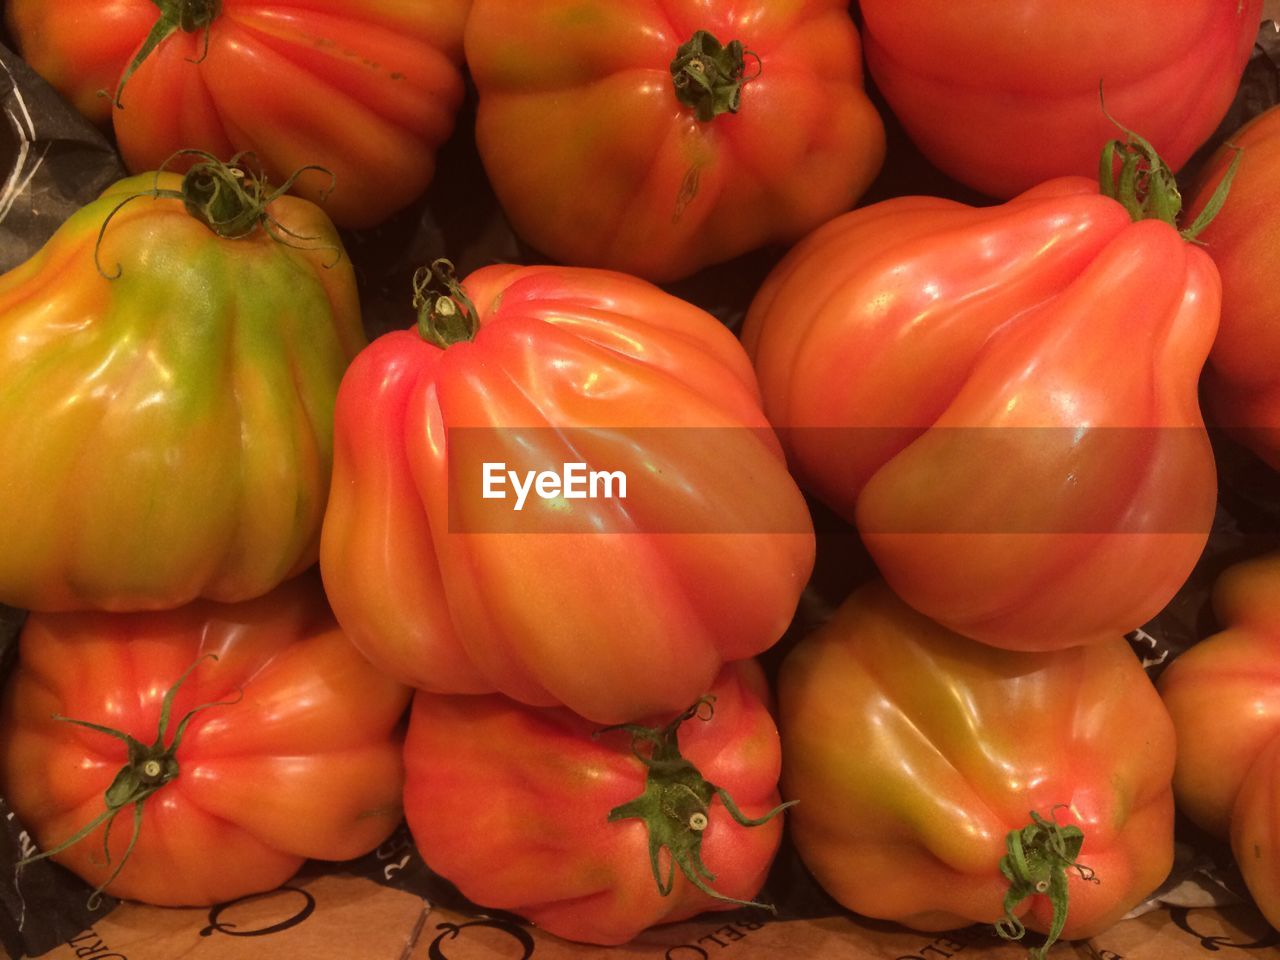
[[413, 259, 480, 348], [994, 807, 1099, 960], [111, 0, 222, 109], [93, 150, 340, 279], [595, 696, 794, 912], [1098, 92, 1240, 242], [15, 655, 242, 908], [670, 31, 761, 122]]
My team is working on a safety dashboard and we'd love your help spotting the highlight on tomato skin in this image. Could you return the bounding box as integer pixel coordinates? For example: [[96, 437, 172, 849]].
[[5, 0, 472, 229], [0, 166, 365, 614], [741, 168, 1221, 653], [777, 580, 1177, 948], [0, 574, 412, 908], [1158, 551, 1280, 931], [319, 261, 815, 726], [859, 0, 1261, 199], [463, 0, 885, 282], [401, 660, 788, 947]]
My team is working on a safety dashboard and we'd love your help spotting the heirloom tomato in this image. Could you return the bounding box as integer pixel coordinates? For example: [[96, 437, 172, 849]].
[[0, 575, 411, 907], [320, 261, 814, 725], [779, 581, 1176, 953], [859, 0, 1260, 199], [463, 0, 885, 282], [1186, 104, 1280, 471], [1158, 551, 1280, 930], [741, 138, 1222, 652], [0, 158, 365, 613], [5, 0, 470, 228], [403, 661, 787, 945]]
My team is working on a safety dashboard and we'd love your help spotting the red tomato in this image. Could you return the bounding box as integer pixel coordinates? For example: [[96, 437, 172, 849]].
[[5, 0, 470, 229], [463, 0, 885, 282], [1158, 551, 1280, 929], [741, 164, 1219, 651], [1186, 104, 1280, 471], [859, 0, 1260, 198], [0, 575, 411, 906], [403, 661, 787, 945], [779, 581, 1176, 949], [320, 262, 814, 725]]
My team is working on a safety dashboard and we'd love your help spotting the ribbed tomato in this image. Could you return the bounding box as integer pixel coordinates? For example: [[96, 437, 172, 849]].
[[464, 0, 884, 281], [0, 575, 411, 906], [1159, 551, 1280, 930], [403, 661, 787, 945], [320, 261, 814, 724], [0, 161, 365, 612], [860, 0, 1260, 198], [779, 581, 1176, 952], [742, 146, 1220, 651], [1186, 103, 1280, 471], [6, 0, 470, 228]]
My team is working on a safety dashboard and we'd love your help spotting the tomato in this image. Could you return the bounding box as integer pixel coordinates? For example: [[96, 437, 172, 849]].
[[859, 0, 1260, 199], [1185, 104, 1280, 471], [463, 0, 885, 282], [403, 661, 787, 945], [741, 147, 1220, 651], [778, 581, 1176, 952], [5, 0, 470, 229], [1158, 551, 1280, 929], [0, 159, 365, 613], [0, 574, 411, 907], [320, 261, 814, 725]]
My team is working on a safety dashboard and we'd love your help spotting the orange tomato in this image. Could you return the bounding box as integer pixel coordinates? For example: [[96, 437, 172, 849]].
[[463, 0, 884, 281], [779, 581, 1176, 945], [6, 0, 470, 228], [1159, 551, 1280, 930]]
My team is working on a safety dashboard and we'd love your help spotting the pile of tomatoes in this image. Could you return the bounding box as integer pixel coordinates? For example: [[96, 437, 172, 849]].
[[1, 2, 1279, 956]]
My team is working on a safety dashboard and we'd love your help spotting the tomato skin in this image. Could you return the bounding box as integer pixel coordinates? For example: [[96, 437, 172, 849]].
[[860, 0, 1260, 199], [463, 0, 884, 282], [1158, 552, 1280, 929], [1186, 105, 1280, 471], [778, 581, 1176, 939], [5, 1, 470, 229], [741, 177, 1218, 651], [0, 575, 411, 907], [0, 173, 364, 613], [320, 263, 814, 725], [402, 661, 785, 945]]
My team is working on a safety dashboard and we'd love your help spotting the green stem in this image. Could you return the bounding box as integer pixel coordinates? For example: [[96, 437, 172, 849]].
[[93, 150, 339, 279], [595, 697, 794, 912], [994, 807, 1099, 960], [1096, 84, 1239, 242], [669, 31, 760, 122], [16, 655, 241, 908], [113, 0, 222, 108], [412, 260, 480, 348]]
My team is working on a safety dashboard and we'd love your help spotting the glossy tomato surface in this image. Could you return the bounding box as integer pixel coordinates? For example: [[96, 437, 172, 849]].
[[464, 0, 884, 281], [1186, 104, 1280, 471], [403, 661, 785, 945], [1159, 551, 1280, 929], [742, 176, 1219, 651], [0, 172, 365, 613], [0, 575, 411, 906], [321, 263, 814, 724], [860, 0, 1260, 198], [779, 581, 1176, 939], [6, 0, 470, 228]]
